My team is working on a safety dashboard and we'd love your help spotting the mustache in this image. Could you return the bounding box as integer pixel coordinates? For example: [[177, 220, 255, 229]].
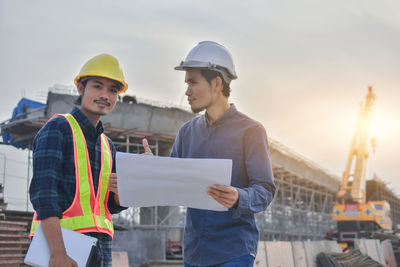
[[94, 99, 111, 106]]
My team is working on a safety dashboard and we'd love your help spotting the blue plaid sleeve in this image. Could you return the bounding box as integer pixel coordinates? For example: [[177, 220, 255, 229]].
[[29, 117, 69, 220]]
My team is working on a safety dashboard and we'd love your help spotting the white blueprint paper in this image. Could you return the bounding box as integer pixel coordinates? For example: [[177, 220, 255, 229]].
[[116, 152, 232, 211]]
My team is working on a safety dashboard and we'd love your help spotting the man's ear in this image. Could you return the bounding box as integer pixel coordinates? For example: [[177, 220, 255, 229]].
[[77, 82, 85, 96], [212, 76, 223, 94]]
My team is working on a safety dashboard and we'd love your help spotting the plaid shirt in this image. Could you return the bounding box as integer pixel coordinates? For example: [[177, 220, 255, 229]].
[[29, 107, 124, 266], [29, 107, 125, 220]]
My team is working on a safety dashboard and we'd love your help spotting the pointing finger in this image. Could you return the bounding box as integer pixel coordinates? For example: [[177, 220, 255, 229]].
[[142, 138, 153, 155]]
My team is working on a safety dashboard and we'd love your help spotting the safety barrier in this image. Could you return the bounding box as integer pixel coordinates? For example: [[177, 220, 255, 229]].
[[255, 239, 399, 267], [316, 250, 383, 267], [381, 240, 397, 267], [354, 239, 385, 265], [355, 238, 400, 266], [255, 240, 341, 267], [112, 251, 130, 267]]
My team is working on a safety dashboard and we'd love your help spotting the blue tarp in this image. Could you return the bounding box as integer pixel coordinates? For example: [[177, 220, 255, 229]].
[[1, 98, 46, 149]]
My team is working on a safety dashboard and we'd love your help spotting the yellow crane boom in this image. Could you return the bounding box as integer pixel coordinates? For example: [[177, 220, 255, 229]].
[[337, 86, 375, 204], [332, 87, 391, 249]]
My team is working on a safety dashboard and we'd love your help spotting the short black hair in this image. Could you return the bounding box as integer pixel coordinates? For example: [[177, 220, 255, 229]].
[[200, 69, 231, 98]]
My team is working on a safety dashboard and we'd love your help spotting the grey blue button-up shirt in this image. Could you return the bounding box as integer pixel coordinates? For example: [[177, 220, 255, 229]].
[[171, 104, 275, 266]]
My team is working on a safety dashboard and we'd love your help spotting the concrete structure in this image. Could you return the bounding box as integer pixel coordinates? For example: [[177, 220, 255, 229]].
[[113, 230, 166, 266], [45, 91, 194, 156], [262, 140, 340, 240], [1, 91, 193, 243], [254, 240, 342, 267], [2, 90, 400, 263], [111, 252, 130, 267], [354, 239, 386, 265], [367, 177, 400, 226], [0, 90, 344, 243]]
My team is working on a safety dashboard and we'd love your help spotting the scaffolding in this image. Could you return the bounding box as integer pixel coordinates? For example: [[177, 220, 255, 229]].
[[367, 176, 400, 226], [107, 132, 185, 242], [112, 136, 339, 242], [258, 164, 337, 241], [2, 91, 399, 244]]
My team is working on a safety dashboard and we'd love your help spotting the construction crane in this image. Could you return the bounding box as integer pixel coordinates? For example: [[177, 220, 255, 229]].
[[331, 86, 392, 249]]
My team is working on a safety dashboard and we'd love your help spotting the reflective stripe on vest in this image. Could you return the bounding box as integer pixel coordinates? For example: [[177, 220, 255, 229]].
[[30, 113, 114, 238]]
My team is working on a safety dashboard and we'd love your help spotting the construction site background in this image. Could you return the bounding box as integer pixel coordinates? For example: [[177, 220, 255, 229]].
[[0, 89, 399, 266]]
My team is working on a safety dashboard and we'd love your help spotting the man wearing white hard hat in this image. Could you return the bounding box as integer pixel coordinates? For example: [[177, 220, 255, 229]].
[[173, 41, 276, 266]]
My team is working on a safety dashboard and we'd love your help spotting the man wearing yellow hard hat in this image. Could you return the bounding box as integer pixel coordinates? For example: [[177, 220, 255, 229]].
[[29, 54, 145, 266]]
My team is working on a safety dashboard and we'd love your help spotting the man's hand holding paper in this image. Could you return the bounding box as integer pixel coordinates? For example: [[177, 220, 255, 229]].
[[116, 152, 232, 211], [207, 184, 239, 208]]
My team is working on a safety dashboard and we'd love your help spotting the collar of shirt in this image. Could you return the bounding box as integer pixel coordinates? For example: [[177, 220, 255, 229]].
[[204, 104, 237, 128], [71, 107, 104, 139]]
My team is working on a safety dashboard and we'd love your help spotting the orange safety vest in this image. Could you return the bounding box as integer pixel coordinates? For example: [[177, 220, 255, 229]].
[[29, 113, 114, 238]]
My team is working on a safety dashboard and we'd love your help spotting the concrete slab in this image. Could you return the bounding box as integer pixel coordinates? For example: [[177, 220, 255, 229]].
[[301, 241, 341, 267], [269, 139, 340, 190], [354, 239, 367, 255], [112, 251, 129, 267], [254, 241, 267, 267], [112, 230, 165, 266], [381, 240, 397, 267], [265, 241, 294, 267], [355, 239, 385, 265], [46, 92, 194, 136], [320, 241, 342, 253], [292, 241, 308, 267], [303, 241, 321, 267], [368, 239, 385, 265]]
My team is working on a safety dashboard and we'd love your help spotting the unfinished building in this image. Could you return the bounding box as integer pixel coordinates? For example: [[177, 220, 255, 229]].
[[1, 90, 399, 249], [261, 140, 339, 240], [367, 178, 400, 227]]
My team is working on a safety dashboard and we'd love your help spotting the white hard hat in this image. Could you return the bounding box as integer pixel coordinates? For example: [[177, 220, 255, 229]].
[[175, 41, 237, 84]]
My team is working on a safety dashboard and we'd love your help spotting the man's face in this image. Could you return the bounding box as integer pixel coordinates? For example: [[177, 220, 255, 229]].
[[185, 69, 216, 113], [78, 77, 120, 117]]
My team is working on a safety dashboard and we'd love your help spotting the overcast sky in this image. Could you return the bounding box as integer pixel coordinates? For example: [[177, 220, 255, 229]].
[[1, 0, 399, 210]]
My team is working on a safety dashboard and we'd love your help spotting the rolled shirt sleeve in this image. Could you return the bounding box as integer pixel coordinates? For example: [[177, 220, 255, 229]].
[[29, 119, 65, 220], [233, 125, 276, 217]]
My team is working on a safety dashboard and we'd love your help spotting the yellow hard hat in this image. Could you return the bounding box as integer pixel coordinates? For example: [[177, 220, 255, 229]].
[[74, 53, 128, 93]]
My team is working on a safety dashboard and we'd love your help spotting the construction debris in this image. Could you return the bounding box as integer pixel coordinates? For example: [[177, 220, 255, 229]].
[[316, 250, 384, 267]]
